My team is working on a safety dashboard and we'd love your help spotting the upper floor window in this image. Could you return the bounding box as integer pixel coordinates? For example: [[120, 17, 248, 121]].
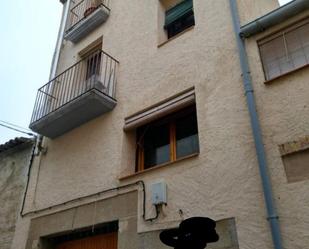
[[258, 19, 309, 81], [136, 105, 199, 172], [86, 50, 102, 80], [163, 0, 195, 39]]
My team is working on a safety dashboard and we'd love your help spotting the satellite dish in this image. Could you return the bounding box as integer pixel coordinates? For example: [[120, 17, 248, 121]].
[[160, 217, 219, 249]]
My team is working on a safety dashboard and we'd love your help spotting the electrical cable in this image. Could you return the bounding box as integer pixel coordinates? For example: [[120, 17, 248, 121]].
[[138, 180, 160, 222], [0, 123, 36, 137], [21, 180, 160, 222], [0, 120, 32, 133], [19, 138, 37, 217]]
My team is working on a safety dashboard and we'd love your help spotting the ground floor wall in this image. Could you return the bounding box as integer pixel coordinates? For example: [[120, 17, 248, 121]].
[[12, 191, 239, 249], [24, 192, 138, 249]]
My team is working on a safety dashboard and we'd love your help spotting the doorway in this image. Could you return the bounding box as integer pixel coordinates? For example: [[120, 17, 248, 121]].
[[55, 232, 117, 249]]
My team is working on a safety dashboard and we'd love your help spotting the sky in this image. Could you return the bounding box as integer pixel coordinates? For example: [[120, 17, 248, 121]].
[[0, 0, 62, 143], [0, 0, 292, 144], [279, 0, 293, 4]]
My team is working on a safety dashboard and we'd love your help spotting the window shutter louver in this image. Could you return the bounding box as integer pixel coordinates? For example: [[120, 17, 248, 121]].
[[164, 0, 193, 28]]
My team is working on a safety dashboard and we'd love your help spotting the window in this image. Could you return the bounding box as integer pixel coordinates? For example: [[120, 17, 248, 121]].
[[85, 50, 102, 80], [259, 19, 309, 81], [279, 136, 309, 183], [80, 40, 103, 80], [136, 105, 199, 171], [79, 39, 104, 91], [164, 0, 195, 39], [282, 149, 309, 183]]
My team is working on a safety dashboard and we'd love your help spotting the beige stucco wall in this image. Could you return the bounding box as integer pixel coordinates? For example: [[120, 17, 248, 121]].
[[0, 142, 33, 249], [13, 0, 309, 249], [244, 10, 309, 249], [26, 192, 138, 249]]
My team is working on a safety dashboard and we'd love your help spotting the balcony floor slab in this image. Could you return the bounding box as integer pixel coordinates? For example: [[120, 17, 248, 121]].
[[30, 89, 116, 138], [65, 6, 109, 43]]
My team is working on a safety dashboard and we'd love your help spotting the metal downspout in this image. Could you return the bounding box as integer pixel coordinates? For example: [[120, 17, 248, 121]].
[[34, 0, 70, 152], [50, 0, 70, 80], [229, 1, 283, 249], [21, 0, 71, 216], [39, 0, 70, 144]]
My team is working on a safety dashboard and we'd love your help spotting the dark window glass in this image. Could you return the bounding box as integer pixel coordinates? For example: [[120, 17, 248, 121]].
[[176, 111, 199, 158], [143, 123, 170, 169], [136, 105, 199, 172], [166, 10, 195, 39]]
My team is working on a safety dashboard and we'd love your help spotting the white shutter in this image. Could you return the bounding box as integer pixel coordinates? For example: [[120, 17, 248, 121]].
[[124, 88, 195, 131], [259, 20, 309, 80]]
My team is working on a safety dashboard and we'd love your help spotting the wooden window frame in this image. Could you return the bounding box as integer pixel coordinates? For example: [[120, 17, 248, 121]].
[[136, 106, 198, 172], [79, 37, 103, 58]]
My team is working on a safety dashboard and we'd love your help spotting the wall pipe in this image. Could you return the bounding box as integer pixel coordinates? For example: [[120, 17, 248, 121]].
[[240, 0, 309, 38], [21, 0, 70, 216], [229, 1, 283, 249], [50, 0, 70, 80]]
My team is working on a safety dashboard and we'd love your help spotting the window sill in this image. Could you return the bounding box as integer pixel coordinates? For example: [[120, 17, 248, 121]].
[[119, 152, 199, 181], [264, 63, 309, 84], [158, 26, 194, 48]]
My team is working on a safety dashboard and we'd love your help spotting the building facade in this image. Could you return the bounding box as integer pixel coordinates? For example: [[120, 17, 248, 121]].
[[10, 0, 309, 249]]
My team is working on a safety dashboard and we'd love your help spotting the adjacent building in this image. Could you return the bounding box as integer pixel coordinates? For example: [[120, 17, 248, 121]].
[[0, 138, 34, 249], [9, 0, 309, 249]]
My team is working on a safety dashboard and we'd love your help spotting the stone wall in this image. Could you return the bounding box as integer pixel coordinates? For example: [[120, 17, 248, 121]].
[[0, 141, 33, 249]]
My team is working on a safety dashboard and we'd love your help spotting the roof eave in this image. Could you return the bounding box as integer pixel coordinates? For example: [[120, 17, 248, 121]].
[[240, 0, 309, 38]]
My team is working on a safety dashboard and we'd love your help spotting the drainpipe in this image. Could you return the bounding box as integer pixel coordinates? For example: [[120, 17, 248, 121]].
[[21, 0, 70, 216], [50, 0, 70, 79], [229, 1, 283, 249], [38, 0, 70, 148]]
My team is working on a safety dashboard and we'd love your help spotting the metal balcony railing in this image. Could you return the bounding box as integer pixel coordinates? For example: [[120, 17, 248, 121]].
[[31, 50, 118, 124], [67, 0, 110, 31]]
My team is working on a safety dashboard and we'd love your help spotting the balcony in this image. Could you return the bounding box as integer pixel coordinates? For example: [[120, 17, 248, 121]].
[[30, 50, 118, 138], [65, 0, 110, 43]]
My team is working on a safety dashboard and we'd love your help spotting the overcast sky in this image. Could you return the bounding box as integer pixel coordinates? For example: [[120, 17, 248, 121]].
[[0, 0, 292, 144], [279, 0, 293, 4], [0, 0, 62, 143]]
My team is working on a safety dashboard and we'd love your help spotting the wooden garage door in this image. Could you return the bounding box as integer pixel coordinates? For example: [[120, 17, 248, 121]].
[[55, 232, 117, 249]]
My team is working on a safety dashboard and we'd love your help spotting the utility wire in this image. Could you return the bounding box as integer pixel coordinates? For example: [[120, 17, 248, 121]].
[[0, 123, 36, 137], [0, 119, 32, 132]]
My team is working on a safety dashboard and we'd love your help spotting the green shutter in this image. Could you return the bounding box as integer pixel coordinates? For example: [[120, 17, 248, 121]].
[[164, 0, 193, 28]]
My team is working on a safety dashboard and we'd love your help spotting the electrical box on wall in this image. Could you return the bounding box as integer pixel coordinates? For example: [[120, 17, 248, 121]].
[[151, 181, 167, 205]]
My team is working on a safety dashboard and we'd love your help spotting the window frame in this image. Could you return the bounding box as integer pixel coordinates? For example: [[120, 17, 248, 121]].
[[79, 40, 103, 83], [258, 18, 309, 82], [163, 0, 195, 40], [136, 105, 199, 172], [85, 50, 102, 80]]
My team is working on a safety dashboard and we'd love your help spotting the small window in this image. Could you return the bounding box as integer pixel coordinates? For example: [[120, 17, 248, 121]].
[[279, 136, 309, 183], [136, 105, 199, 172], [164, 0, 195, 39], [258, 19, 309, 81], [282, 149, 309, 183]]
